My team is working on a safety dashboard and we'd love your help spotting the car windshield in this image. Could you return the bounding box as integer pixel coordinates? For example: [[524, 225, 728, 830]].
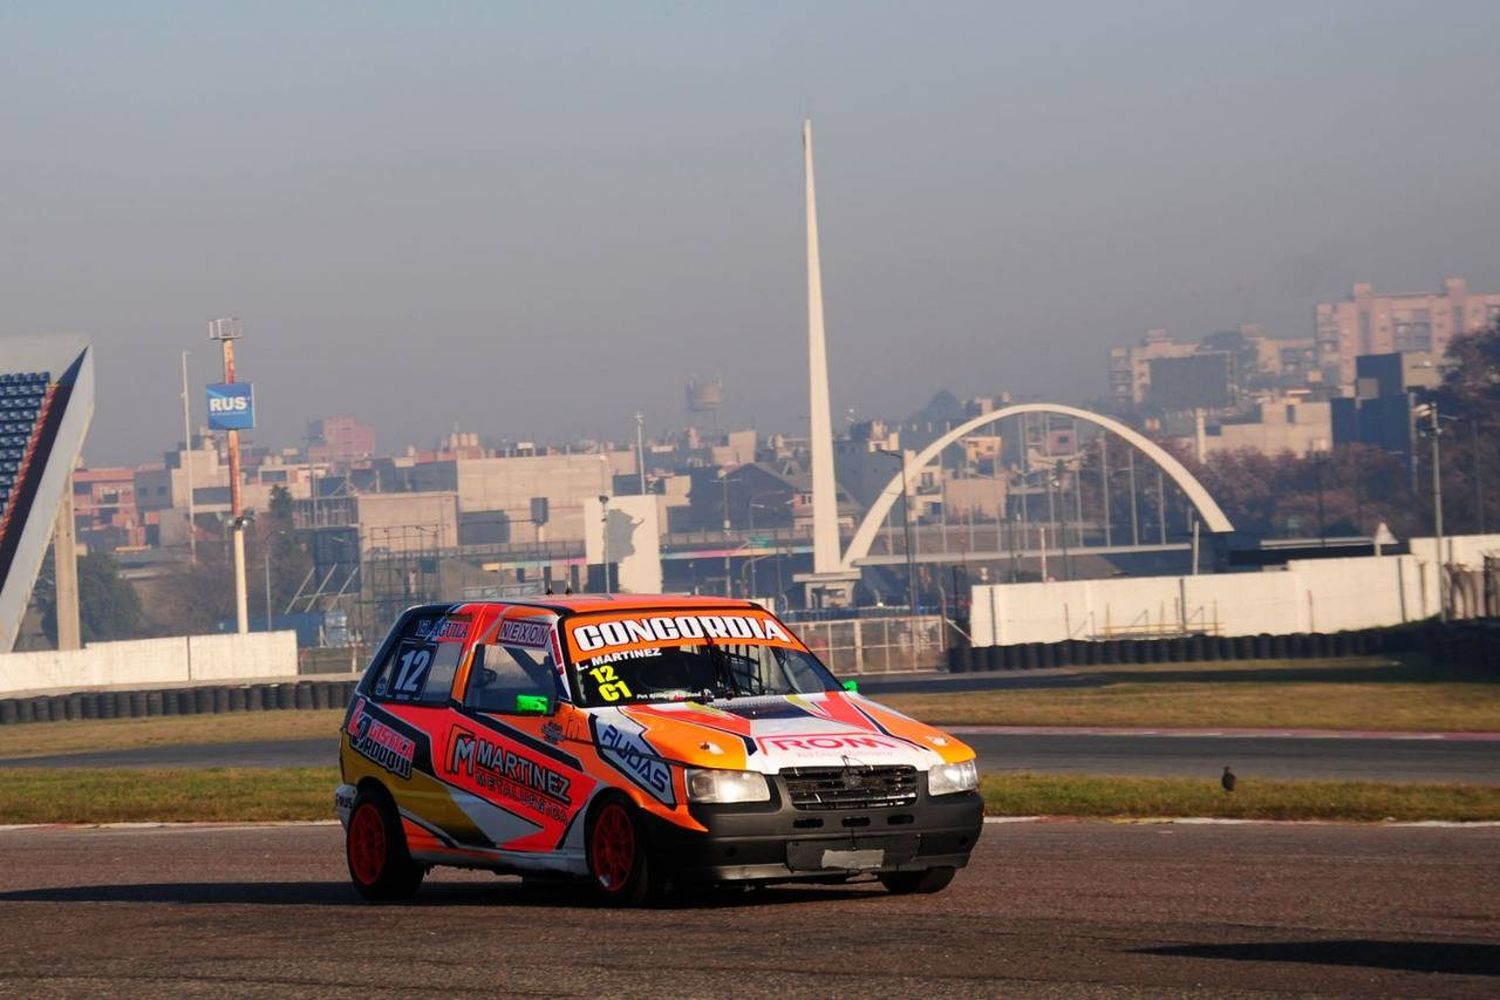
[[572, 641, 840, 707]]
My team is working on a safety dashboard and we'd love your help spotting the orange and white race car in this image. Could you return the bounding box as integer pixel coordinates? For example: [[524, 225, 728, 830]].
[[335, 595, 983, 904]]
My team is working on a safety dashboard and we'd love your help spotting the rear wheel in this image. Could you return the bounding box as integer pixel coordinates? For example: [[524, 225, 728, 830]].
[[346, 789, 424, 902], [879, 866, 956, 895], [586, 797, 657, 906]]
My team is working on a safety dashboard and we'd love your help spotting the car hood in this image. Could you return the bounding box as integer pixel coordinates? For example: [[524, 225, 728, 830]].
[[586, 690, 973, 774]]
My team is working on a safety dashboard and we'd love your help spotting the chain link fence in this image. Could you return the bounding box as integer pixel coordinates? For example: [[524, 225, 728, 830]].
[[791, 614, 946, 675]]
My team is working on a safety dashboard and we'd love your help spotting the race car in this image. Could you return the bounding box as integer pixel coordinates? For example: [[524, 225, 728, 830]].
[[335, 594, 983, 904]]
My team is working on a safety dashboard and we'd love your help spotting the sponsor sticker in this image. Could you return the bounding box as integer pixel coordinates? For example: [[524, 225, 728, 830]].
[[346, 699, 417, 779], [499, 619, 551, 649], [446, 727, 573, 822], [757, 732, 909, 754], [593, 714, 674, 806], [414, 615, 470, 642], [570, 613, 795, 654]]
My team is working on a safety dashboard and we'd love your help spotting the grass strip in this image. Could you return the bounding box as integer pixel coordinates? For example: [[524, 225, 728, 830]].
[[0, 711, 346, 761], [0, 768, 338, 825], [2, 768, 1496, 825], [882, 656, 1500, 731], [980, 773, 1500, 823]]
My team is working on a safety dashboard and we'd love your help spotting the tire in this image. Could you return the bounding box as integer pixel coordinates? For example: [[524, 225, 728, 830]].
[[345, 789, 424, 902], [879, 866, 956, 895], [585, 796, 657, 906]]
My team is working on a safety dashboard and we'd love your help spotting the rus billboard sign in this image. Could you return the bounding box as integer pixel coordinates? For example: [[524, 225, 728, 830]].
[[206, 382, 255, 431]]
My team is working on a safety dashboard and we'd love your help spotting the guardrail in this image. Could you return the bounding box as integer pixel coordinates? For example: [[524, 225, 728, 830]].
[[0, 678, 358, 727], [945, 620, 1499, 672]]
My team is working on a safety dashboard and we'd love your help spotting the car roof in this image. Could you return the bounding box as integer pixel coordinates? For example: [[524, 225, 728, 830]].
[[502, 593, 766, 616]]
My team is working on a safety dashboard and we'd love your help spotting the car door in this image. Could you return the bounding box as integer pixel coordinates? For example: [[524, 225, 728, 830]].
[[440, 613, 597, 854]]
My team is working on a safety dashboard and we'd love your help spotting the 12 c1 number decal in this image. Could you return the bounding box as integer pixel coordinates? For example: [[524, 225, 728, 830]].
[[391, 642, 434, 698], [588, 663, 633, 702]]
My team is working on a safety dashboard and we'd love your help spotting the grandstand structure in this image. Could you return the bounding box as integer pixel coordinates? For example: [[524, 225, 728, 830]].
[[0, 336, 94, 652]]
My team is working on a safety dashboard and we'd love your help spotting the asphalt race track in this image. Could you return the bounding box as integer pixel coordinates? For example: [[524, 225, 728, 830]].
[[0, 822, 1495, 996], [4, 729, 1498, 785]]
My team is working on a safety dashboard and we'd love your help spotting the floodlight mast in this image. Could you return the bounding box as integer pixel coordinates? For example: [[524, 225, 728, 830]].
[[210, 317, 249, 634]]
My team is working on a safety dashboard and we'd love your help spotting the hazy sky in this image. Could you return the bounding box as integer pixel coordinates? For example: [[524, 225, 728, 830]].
[[4, 2, 1499, 466]]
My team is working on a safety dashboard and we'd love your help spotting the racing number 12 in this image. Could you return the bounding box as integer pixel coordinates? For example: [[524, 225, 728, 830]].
[[394, 645, 433, 696], [589, 663, 632, 702]]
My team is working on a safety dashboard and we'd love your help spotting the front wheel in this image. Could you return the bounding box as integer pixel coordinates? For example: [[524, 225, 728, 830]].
[[879, 866, 956, 895], [585, 797, 658, 906], [346, 789, 424, 902]]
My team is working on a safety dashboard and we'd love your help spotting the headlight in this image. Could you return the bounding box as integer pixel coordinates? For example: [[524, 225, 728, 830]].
[[685, 768, 771, 804], [928, 759, 979, 796]]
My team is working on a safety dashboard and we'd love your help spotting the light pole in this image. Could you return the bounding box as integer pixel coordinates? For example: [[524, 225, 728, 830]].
[[264, 537, 273, 631], [262, 527, 290, 632], [877, 449, 918, 613], [719, 469, 733, 597], [180, 350, 196, 564], [598, 495, 611, 595], [747, 492, 782, 599], [635, 412, 647, 495], [1416, 402, 1446, 622]]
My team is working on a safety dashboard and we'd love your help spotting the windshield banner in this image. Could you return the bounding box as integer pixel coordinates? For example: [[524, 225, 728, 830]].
[[566, 611, 803, 659]]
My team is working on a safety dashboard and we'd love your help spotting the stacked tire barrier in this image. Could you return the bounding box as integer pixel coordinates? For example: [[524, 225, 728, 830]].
[[0, 679, 360, 727], [944, 621, 1497, 673]]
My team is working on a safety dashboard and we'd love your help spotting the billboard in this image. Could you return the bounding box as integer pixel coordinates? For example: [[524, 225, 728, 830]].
[[206, 382, 255, 431]]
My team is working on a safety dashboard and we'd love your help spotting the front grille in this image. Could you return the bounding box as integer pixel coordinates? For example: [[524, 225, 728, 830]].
[[781, 765, 918, 811]]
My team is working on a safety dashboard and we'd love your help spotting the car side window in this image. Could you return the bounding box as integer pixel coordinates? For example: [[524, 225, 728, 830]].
[[370, 616, 468, 705], [464, 643, 558, 713]]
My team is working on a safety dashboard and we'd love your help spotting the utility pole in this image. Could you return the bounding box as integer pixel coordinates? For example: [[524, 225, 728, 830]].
[[1127, 448, 1140, 547], [210, 318, 248, 634], [1425, 402, 1446, 622], [264, 540, 273, 632], [634, 412, 646, 495], [181, 350, 196, 563], [1156, 468, 1167, 546], [720, 470, 732, 597], [598, 495, 611, 595], [1100, 433, 1112, 547], [1473, 418, 1485, 534], [899, 453, 916, 612]]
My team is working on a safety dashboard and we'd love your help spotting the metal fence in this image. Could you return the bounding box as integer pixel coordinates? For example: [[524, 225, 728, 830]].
[[791, 614, 946, 675]]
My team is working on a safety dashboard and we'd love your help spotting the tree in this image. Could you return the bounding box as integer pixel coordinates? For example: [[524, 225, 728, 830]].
[[1429, 317, 1500, 533], [38, 549, 148, 644]]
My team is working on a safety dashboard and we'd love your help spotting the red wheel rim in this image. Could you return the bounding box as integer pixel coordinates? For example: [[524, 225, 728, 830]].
[[590, 803, 636, 892], [348, 803, 386, 885]]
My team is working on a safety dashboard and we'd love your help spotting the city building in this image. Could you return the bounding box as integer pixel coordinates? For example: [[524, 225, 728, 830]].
[[72, 466, 144, 551], [1195, 396, 1333, 458], [1108, 325, 1317, 412], [306, 416, 375, 468], [1315, 278, 1500, 386], [1330, 352, 1442, 465]]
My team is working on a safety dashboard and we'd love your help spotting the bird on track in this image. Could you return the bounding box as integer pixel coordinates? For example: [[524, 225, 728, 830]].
[[1221, 766, 1237, 793]]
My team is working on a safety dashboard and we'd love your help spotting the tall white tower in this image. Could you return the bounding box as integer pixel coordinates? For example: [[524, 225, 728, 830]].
[[797, 119, 858, 605]]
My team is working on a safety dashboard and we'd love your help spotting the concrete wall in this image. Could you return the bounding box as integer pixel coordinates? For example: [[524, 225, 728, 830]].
[[0, 631, 298, 695], [971, 555, 1437, 647]]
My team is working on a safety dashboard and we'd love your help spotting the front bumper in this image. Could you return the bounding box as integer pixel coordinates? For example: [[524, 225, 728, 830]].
[[646, 775, 984, 885]]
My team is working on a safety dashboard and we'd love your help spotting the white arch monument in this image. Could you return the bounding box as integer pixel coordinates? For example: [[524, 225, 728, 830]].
[[837, 402, 1234, 573]]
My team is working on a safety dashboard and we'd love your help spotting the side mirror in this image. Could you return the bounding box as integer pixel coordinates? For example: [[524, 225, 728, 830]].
[[514, 694, 551, 715], [841, 680, 859, 693]]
